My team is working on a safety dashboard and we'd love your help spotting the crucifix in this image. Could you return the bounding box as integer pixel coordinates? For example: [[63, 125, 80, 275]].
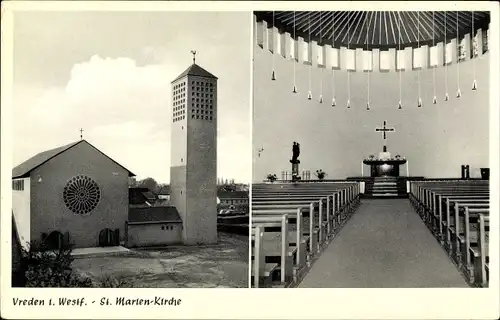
[[375, 120, 395, 141], [190, 50, 197, 64], [79, 128, 84, 140]]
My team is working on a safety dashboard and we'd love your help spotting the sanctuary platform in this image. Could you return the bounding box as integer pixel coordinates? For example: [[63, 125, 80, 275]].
[[347, 176, 423, 198]]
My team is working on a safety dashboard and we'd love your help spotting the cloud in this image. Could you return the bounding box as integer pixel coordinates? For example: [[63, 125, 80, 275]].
[[14, 55, 250, 183]]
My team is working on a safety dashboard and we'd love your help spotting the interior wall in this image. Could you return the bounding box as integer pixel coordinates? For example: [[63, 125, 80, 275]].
[[253, 47, 490, 182]]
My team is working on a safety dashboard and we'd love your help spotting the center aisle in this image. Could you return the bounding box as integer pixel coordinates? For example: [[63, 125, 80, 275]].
[[298, 199, 468, 288]]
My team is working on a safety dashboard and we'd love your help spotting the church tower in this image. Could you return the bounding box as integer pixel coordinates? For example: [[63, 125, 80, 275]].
[[170, 53, 218, 245]]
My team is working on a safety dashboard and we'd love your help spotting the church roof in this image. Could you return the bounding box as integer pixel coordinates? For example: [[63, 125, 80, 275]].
[[171, 63, 217, 83], [129, 206, 182, 223], [12, 140, 135, 179], [255, 11, 491, 50]]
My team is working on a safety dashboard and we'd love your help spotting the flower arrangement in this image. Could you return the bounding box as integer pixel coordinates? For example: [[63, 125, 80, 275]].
[[266, 173, 277, 182], [315, 169, 327, 180]]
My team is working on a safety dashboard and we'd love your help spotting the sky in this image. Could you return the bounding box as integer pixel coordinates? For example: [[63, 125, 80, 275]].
[[12, 11, 251, 183]]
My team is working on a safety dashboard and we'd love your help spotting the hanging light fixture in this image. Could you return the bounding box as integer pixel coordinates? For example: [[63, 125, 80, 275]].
[[472, 11, 477, 90], [397, 12, 403, 110], [307, 13, 312, 101], [332, 11, 336, 107], [271, 11, 276, 81], [417, 12, 422, 107], [292, 11, 297, 93], [347, 12, 351, 109], [444, 12, 449, 101], [319, 11, 323, 104], [366, 12, 370, 111], [456, 11, 461, 98], [432, 11, 437, 104]]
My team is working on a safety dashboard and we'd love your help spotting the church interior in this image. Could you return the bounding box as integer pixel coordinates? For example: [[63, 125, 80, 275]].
[[251, 11, 493, 288]]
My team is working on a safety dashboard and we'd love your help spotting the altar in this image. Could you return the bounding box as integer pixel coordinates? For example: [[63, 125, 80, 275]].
[[363, 121, 408, 178], [363, 158, 407, 177]]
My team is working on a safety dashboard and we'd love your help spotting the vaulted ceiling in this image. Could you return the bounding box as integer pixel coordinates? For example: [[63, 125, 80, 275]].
[[254, 11, 491, 50]]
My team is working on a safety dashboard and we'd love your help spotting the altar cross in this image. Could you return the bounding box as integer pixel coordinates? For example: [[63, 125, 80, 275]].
[[375, 121, 395, 141]]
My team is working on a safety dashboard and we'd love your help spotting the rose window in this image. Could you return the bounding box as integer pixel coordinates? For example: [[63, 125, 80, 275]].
[[63, 175, 101, 214]]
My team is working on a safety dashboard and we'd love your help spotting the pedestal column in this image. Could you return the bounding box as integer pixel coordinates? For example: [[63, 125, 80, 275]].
[[291, 162, 300, 181]]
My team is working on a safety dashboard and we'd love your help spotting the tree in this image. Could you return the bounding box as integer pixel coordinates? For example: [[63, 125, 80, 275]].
[[315, 169, 327, 180], [20, 240, 93, 287], [137, 177, 159, 193], [156, 183, 170, 194], [18, 239, 131, 288]]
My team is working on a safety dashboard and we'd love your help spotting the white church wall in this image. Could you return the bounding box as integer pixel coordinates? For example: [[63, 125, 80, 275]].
[[127, 222, 182, 247], [29, 141, 129, 248], [12, 178, 30, 247], [253, 46, 490, 182], [379, 50, 392, 71]]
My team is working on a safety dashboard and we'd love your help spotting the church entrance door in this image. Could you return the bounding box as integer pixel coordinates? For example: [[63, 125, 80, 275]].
[[44, 231, 64, 250], [99, 228, 120, 247]]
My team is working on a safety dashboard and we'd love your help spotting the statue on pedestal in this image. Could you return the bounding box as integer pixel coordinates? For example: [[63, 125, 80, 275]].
[[290, 142, 300, 164], [290, 142, 301, 182]]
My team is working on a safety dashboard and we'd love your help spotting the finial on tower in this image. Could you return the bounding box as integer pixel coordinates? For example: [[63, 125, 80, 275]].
[[190, 50, 197, 64], [79, 128, 84, 140]]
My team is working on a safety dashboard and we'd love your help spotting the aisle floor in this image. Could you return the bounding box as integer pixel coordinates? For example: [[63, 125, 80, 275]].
[[298, 199, 468, 288]]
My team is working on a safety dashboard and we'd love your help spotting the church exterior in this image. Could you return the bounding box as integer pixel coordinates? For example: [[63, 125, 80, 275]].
[[12, 140, 134, 249], [12, 60, 219, 250]]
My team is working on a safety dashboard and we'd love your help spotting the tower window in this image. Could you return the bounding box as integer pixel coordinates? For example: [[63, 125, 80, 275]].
[[210, 116, 213, 120]]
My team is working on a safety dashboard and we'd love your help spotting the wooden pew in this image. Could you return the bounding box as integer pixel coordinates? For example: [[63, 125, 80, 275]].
[[429, 190, 488, 226], [449, 202, 489, 262], [409, 180, 490, 287], [476, 214, 490, 287], [409, 180, 488, 216], [461, 208, 489, 284], [437, 195, 489, 244], [253, 198, 332, 256], [251, 214, 294, 287], [251, 182, 361, 287], [252, 207, 308, 269]]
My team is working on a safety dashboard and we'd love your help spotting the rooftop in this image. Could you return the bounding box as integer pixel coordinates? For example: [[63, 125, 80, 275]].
[[172, 63, 217, 83], [128, 206, 182, 223], [12, 140, 135, 179]]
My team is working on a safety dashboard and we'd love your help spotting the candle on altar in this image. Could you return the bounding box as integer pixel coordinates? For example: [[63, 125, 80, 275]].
[[361, 162, 364, 177], [406, 161, 410, 177]]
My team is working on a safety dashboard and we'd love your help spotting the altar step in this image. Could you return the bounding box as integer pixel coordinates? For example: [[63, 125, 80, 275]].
[[363, 177, 408, 198]]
